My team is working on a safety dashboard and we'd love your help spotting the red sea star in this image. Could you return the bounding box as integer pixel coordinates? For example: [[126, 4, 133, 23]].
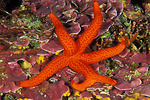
[[18, 2, 137, 91]]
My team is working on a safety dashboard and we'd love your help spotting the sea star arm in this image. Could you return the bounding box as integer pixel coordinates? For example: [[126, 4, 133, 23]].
[[76, 1, 103, 54], [69, 60, 116, 91], [79, 41, 126, 64], [79, 33, 138, 64], [18, 55, 69, 87], [49, 13, 77, 56]]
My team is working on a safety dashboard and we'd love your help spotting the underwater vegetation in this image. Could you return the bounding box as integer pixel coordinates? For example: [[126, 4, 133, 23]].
[[0, 0, 149, 100]]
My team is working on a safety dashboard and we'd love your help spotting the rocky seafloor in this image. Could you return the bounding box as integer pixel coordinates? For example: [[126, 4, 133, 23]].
[[0, 0, 150, 100]]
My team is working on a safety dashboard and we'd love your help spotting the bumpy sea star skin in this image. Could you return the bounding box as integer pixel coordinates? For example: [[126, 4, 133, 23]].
[[18, 1, 136, 91]]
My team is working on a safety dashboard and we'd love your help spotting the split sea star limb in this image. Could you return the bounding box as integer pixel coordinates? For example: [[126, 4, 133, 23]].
[[18, 1, 137, 91]]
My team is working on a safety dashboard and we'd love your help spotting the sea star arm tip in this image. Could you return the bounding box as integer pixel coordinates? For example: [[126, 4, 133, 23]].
[[119, 32, 138, 46]]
